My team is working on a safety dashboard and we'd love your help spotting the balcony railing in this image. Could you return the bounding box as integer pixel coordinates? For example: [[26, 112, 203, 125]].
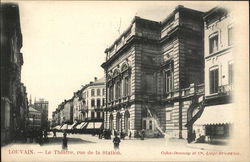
[[218, 84, 233, 94], [162, 84, 204, 101]]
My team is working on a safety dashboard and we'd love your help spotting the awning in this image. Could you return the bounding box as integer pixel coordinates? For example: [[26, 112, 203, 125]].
[[86, 122, 103, 129], [68, 122, 78, 130], [60, 124, 68, 130], [75, 122, 86, 129], [194, 103, 234, 125], [53, 125, 61, 130]]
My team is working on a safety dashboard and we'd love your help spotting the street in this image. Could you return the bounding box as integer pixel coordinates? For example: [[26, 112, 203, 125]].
[[2, 132, 240, 162]]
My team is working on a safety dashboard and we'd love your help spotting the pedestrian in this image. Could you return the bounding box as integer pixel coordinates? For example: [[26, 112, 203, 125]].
[[129, 131, 132, 139], [113, 134, 121, 150], [38, 129, 43, 145], [53, 129, 57, 138], [62, 132, 68, 150], [192, 130, 196, 142], [140, 129, 145, 140], [43, 130, 48, 142]]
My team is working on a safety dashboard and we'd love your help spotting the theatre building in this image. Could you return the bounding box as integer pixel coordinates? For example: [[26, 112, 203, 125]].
[[102, 6, 205, 138], [193, 7, 234, 143]]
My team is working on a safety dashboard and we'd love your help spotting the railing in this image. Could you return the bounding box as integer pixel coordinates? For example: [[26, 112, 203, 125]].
[[162, 84, 204, 100], [218, 84, 233, 94]]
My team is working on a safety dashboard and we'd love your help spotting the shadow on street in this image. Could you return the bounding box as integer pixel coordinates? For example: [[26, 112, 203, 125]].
[[41, 137, 96, 145]]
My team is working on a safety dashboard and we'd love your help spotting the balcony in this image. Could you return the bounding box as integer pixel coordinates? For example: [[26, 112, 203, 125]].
[[218, 84, 233, 94], [162, 84, 204, 102]]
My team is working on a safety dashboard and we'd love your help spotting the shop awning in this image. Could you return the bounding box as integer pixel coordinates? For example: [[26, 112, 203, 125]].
[[60, 124, 68, 130], [75, 122, 87, 129], [67, 122, 78, 130], [194, 103, 234, 125], [86, 122, 103, 129]]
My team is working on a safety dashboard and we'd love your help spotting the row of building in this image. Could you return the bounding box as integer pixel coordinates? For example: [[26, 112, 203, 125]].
[[52, 5, 234, 142], [51, 77, 106, 128], [1, 3, 50, 145]]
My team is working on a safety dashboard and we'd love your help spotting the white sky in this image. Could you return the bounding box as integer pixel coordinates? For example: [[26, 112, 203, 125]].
[[7, 1, 239, 119]]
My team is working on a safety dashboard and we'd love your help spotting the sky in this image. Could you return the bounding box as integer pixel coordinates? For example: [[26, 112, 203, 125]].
[[7, 1, 238, 119]]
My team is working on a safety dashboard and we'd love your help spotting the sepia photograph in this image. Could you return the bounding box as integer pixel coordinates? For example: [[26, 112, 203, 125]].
[[1, 1, 249, 161]]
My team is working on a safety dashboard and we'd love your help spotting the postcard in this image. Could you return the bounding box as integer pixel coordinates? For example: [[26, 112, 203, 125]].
[[1, 1, 249, 162]]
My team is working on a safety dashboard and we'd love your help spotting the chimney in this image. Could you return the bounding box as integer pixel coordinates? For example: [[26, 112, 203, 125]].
[[94, 77, 97, 82]]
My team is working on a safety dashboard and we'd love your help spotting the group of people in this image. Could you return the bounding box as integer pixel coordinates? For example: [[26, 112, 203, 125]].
[[13, 128, 49, 145], [27, 129, 49, 145]]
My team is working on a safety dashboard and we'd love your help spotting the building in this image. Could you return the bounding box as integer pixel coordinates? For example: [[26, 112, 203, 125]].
[[80, 77, 105, 121], [28, 105, 42, 129], [101, 5, 205, 138], [33, 99, 49, 130], [72, 90, 84, 122], [52, 77, 105, 131], [62, 99, 73, 124], [193, 7, 234, 143], [1, 3, 29, 144]]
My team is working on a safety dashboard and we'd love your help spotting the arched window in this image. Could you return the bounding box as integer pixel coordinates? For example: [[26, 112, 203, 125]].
[[115, 81, 121, 99], [124, 111, 130, 133], [109, 114, 113, 130], [116, 112, 122, 132], [123, 75, 131, 96]]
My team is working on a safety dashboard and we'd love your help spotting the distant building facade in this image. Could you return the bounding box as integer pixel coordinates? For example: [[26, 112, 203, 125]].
[[101, 6, 205, 138], [33, 99, 49, 130], [1, 3, 29, 144], [52, 77, 105, 127], [28, 105, 41, 129], [193, 7, 234, 142], [81, 77, 105, 121]]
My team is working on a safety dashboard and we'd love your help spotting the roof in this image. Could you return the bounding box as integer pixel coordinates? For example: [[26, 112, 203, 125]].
[[93, 77, 105, 84], [29, 106, 40, 112]]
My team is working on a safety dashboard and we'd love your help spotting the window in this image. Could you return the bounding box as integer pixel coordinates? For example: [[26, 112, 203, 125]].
[[123, 76, 130, 96], [149, 120, 153, 130], [144, 74, 154, 94], [91, 112, 95, 118], [91, 99, 95, 107], [209, 68, 219, 94], [97, 99, 100, 108], [97, 112, 101, 119], [91, 89, 95, 96], [97, 89, 101, 96], [228, 62, 233, 84], [228, 26, 233, 46], [102, 88, 105, 96], [102, 98, 105, 106], [166, 112, 171, 121], [165, 70, 173, 93], [209, 34, 218, 54], [108, 85, 113, 101], [115, 81, 121, 99]]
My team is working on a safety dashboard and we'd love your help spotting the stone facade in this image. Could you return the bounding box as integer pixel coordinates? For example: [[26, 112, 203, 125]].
[[1, 3, 29, 145], [102, 5, 205, 138]]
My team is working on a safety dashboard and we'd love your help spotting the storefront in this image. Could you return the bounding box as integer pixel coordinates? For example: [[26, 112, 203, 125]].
[[193, 103, 234, 143]]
